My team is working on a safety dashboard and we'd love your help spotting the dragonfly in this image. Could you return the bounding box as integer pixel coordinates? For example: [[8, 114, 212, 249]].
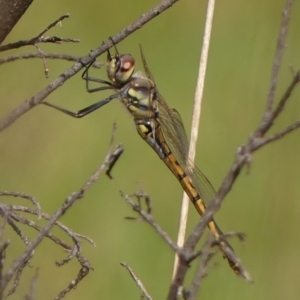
[[42, 43, 249, 280]]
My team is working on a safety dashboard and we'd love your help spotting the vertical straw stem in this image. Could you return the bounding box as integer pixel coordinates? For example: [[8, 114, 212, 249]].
[[172, 0, 216, 279]]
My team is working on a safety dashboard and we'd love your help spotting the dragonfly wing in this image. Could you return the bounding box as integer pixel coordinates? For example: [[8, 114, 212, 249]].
[[139, 46, 216, 204], [156, 94, 216, 204], [139, 45, 156, 85]]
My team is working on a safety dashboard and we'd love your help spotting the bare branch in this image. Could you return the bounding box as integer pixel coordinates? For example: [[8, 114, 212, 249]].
[[10, 205, 96, 247], [121, 262, 152, 300], [120, 192, 181, 254], [0, 239, 9, 300], [0, 14, 72, 52], [8, 206, 95, 251], [256, 120, 300, 148], [262, 0, 295, 124], [0, 35, 80, 52], [268, 70, 300, 127], [168, 205, 251, 299], [0, 191, 41, 219], [0, 13, 80, 78], [34, 43, 50, 78], [54, 265, 90, 300], [6, 257, 31, 298], [39, 14, 70, 37], [0, 52, 103, 68], [184, 235, 215, 300]]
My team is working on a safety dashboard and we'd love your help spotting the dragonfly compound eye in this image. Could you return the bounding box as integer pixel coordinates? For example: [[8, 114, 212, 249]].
[[106, 53, 135, 85], [115, 54, 135, 84]]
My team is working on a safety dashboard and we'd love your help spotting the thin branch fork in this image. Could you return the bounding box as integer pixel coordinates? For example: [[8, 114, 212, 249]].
[[0, 143, 124, 296], [0, 13, 80, 79], [121, 192, 214, 265], [0, 14, 73, 52], [120, 192, 231, 300]]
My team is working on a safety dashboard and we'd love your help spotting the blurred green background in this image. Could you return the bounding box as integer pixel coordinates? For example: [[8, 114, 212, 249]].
[[1, 0, 300, 299]]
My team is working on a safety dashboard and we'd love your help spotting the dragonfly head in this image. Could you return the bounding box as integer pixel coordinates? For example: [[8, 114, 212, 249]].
[[106, 47, 135, 86]]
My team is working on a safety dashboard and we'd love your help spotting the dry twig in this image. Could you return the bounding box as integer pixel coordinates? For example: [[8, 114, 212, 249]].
[[121, 262, 152, 300]]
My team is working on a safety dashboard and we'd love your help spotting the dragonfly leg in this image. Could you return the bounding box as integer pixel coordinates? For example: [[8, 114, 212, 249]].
[[42, 93, 118, 118], [81, 59, 114, 93], [145, 136, 165, 159]]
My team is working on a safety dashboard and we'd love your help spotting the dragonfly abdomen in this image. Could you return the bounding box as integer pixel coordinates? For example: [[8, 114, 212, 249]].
[[166, 153, 201, 203]]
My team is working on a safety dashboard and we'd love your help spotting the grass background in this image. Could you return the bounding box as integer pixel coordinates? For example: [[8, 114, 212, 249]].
[[1, 0, 300, 299]]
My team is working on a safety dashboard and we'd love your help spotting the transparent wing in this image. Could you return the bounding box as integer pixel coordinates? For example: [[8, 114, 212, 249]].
[[140, 46, 216, 204], [158, 94, 216, 204]]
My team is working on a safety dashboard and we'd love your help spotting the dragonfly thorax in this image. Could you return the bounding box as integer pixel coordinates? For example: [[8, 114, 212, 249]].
[[106, 53, 135, 86], [117, 77, 156, 120]]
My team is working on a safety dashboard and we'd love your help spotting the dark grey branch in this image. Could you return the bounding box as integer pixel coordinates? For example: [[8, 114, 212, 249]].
[[0, 0, 33, 45]]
